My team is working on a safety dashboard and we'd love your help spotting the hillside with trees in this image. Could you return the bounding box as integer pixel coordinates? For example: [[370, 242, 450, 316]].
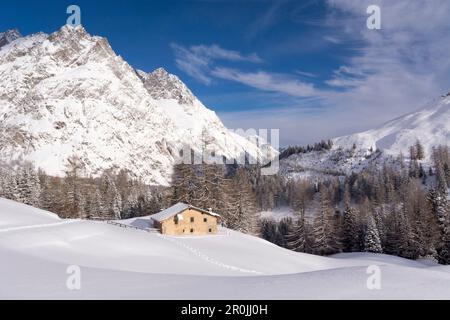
[[0, 143, 449, 264]]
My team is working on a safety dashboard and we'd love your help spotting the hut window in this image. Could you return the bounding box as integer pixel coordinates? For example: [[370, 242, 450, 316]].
[[190, 217, 194, 223], [204, 218, 207, 223], [209, 228, 212, 233], [190, 228, 194, 233]]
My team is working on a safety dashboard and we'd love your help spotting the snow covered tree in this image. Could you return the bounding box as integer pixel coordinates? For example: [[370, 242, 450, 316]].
[[341, 182, 361, 252], [364, 215, 382, 253], [122, 187, 140, 219], [397, 209, 419, 260], [415, 140, 425, 160], [100, 173, 122, 220], [0, 168, 18, 201], [428, 188, 449, 233], [342, 206, 361, 252], [16, 164, 41, 207], [428, 187, 450, 263]]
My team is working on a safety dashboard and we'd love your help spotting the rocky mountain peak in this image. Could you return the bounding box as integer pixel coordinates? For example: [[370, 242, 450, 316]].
[[0, 29, 22, 49], [153, 67, 170, 76], [0, 25, 264, 186], [44, 24, 117, 68], [52, 24, 88, 38]]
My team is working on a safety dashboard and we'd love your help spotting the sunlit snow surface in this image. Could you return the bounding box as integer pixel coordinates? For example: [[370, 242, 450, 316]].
[[282, 95, 450, 181]]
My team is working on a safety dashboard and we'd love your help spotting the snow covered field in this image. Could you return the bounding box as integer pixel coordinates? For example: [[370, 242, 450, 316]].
[[1, 198, 450, 300]]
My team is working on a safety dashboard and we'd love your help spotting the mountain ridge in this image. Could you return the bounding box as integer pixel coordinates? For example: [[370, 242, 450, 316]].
[[334, 94, 450, 158], [281, 93, 450, 180], [0, 25, 266, 185]]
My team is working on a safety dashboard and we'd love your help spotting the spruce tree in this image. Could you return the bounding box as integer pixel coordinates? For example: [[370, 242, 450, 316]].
[[415, 140, 425, 160], [364, 215, 383, 253]]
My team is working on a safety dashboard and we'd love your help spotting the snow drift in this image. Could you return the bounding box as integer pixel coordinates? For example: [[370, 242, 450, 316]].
[[1, 198, 450, 299]]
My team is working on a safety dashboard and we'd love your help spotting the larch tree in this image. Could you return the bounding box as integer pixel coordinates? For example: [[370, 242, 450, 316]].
[[313, 188, 342, 256]]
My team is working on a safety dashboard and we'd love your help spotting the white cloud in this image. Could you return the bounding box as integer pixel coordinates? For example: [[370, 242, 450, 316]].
[[174, 0, 450, 145], [322, 0, 450, 120], [190, 44, 262, 63], [323, 35, 342, 44], [170, 43, 261, 85], [171, 43, 321, 98], [246, 0, 285, 39], [211, 68, 318, 98], [295, 70, 317, 78], [258, 0, 450, 145]]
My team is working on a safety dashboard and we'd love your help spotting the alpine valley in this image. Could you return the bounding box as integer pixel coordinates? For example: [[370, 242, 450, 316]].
[[1, 23, 450, 300]]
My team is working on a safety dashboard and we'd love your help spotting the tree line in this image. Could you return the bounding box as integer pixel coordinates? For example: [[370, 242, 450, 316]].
[[261, 144, 450, 264], [0, 141, 449, 264], [280, 140, 334, 160], [0, 156, 168, 220]]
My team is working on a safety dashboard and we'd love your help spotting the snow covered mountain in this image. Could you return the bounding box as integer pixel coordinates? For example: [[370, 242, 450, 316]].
[[0, 29, 21, 49], [0, 25, 266, 185], [2, 197, 450, 299], [281, 93, 450, 180], [334, 94, 450, 158]]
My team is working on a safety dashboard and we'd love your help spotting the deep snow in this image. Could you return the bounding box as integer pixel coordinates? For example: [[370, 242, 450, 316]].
[[1, 198, 450, 299], [281, 94, 449, 182]]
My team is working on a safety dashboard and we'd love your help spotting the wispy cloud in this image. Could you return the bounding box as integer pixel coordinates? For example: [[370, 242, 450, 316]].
[[246, 0, 286, 39], [295, 70, 318, 78], [170, 43, 262, 85], [173, 0, 450, 145], [190, 44, 262, 63], [171, 43, 322, 98], [322, 35, 342, 44], [324, 0, 450, 119], [212, 68, 318, 98]]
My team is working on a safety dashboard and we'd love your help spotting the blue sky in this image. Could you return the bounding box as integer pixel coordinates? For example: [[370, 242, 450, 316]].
[[2, 0, 450, 146]]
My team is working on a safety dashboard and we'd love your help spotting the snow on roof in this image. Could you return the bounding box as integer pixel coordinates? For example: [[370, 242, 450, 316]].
[[150, 203, 220, 222]]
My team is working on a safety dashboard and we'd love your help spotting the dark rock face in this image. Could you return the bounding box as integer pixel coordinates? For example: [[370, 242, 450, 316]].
[[0, 29, 22, 49]]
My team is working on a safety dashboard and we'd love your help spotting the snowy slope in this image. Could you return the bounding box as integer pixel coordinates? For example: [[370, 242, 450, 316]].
[[0, 25, 266, 186], [281, 94, 449, 180], [0, 197, 59, 229], [334, 95, 450, 158], [0, 29, 21, 49], [2, 198, 450, 299]]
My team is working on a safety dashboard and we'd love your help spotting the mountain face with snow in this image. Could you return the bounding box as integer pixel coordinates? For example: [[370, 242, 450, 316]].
[[0, 25, 266, 185], [334, 94, 450, 158], [281, 94, 450, 180], [0, 29, 21, 49], [138, 67, 196, 105]]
